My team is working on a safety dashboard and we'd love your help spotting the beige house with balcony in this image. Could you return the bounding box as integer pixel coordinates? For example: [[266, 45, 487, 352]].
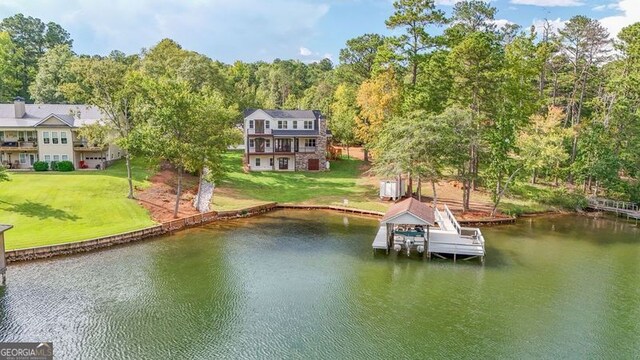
[[243, 109, 330, 171], [0, 98, 122, 170]]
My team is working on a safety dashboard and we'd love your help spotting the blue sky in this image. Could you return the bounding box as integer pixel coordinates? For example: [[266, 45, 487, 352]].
[[0, 0, 637, 63]]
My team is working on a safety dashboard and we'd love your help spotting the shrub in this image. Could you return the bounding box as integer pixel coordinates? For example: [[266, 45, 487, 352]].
[[33, 161, 49, 171], [538, 188, 588, 211], [49, 161, 58, 171], [57, 160, 74, 172]]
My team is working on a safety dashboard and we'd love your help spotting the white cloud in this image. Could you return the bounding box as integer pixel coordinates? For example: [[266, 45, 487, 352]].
[[593, 3, 619, 11], [491, 19, 515, 29], [510, 0, 584, 6], [532, 17, 567, 34], [0, 0, 331, 62], [299, 47, 312, 56], [599, 0, 640, 39], [435, 0, 462, 5]]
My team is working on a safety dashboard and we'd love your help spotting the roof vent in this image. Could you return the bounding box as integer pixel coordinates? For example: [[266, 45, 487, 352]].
[[13, 96, 25, 118]]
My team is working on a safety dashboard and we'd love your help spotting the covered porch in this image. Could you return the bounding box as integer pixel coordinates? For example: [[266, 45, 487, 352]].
[[1, 150, 38, 169]]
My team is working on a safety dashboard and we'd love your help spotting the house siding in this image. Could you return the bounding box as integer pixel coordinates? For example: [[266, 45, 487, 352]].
[[243, 109, 329, 172]]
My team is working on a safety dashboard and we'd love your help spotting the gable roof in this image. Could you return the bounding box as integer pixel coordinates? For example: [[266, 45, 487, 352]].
[[380, 198, 435, 226], [34, 114, 75, 127], [244, 108, 320, 120], [0, 103, 103, 128]]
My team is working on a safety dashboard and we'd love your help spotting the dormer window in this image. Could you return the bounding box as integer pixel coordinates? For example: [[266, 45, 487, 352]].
[[277, 121, 288, 129], [304, 121, 313, 129], [293, 121, 298, 129]]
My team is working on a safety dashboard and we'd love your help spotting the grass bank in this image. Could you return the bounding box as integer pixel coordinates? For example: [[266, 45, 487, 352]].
[[214, 151, 386, 212], [0, 158, 157, 250]]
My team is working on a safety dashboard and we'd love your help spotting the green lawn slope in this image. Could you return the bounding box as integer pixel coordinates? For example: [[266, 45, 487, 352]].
[[0, 158, 156, 250]]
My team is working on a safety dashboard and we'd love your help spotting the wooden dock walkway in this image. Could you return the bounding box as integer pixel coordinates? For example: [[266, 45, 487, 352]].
[[587, 197, 640, 220]]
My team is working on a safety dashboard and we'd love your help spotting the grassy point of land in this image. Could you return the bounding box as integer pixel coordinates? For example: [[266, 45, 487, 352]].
[[0, 158, 157, 250]]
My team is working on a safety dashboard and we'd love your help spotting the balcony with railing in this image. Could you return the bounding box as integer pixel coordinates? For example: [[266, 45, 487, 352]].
[[274, 145, 292, 153], [248, 145, 273, 154], [0, 140, 38, 151], [297, 146, 317, 153], [73, 140, 107, 152]]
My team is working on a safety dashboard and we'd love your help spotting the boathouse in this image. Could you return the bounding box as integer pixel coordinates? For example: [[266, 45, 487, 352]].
[[372, 198, 486, 263]]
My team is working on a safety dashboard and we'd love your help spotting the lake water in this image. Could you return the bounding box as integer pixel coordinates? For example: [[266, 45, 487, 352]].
[[0, 210, 639, 359]]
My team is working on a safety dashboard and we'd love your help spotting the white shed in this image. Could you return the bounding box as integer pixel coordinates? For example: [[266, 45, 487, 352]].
[[379, 179, 406, 200]]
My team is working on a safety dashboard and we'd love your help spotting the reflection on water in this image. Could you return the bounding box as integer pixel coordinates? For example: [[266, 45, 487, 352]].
[[0, 210, 638, 359]]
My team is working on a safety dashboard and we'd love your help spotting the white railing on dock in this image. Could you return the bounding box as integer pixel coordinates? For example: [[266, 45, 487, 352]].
[[588, 197, 640, 220], [444, 204, 461, 234]]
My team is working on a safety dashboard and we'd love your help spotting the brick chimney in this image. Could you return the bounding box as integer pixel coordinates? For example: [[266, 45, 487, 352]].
[[13, 96, 25, 118]]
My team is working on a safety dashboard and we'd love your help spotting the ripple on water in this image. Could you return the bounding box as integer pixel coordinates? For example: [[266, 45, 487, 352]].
[[0, 210, 639, 359]]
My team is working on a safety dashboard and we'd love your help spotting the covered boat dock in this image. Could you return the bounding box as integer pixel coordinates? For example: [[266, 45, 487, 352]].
[[372, 198, 485, 263]]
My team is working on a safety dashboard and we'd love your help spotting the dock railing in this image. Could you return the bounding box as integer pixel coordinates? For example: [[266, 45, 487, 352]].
[[444, 204, 462, 234], [588, 197, 638, 212]]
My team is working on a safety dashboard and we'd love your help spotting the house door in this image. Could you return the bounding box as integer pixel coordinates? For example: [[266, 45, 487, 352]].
[[255, 120, 265, 134], [29, 154, 36, 166], [308, 159, 319, 170], [278, 157, 289, 170], [254, 138, 265, 152], [275, 139, 291, 152]]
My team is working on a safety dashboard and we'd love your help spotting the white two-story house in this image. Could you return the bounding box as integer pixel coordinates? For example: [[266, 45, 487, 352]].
[[243, 109, 330, 171], [0, 97, 122, 170]]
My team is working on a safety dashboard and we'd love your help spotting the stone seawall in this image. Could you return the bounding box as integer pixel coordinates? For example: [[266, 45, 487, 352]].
[[6, 203, 278, 263], [4, 202, 515, 263]]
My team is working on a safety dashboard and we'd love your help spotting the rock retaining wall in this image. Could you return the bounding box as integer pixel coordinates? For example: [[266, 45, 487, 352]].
[[6, 202, 277, 263], [4, 202, 515, 263]]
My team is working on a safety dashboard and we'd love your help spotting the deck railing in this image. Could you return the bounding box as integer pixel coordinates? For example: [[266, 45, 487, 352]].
[[0, 141, 37, 149]]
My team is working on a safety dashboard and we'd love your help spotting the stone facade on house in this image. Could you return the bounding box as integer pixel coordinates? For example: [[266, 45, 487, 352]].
[[243, 109, 331, 171]]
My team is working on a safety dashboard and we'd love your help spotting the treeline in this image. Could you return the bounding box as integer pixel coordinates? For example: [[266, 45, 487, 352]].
[[1, 2, 640, 212]]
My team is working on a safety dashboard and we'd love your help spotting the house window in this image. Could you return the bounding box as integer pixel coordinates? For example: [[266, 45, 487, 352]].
[[249, 120, 254, 129], [249, 139, 254, 148], [265, 121, 270, 129], [61, 131, 67, 144], [270, 158, 274, 167], [305, 139, 316, 148], [265, 139, 271, 147], [53, 155, 60, 162], [61, 155, 68, 161], [278, 157, 289, 170], [255, 158, 261, 167], [44, 155, 51, 163], [43, 132, 50, 144], [277, 120, 288, 129], [52, 132, 59, 144], [27, 131, 36, 142], [304, 121, 313, 129], [19, 153, 26, 164], [293, 121, 298, 129]]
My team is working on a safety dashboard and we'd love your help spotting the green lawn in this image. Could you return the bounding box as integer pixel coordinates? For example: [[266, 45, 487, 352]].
[[214, 151, 387, 212], [0, 158, 157, 250]]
